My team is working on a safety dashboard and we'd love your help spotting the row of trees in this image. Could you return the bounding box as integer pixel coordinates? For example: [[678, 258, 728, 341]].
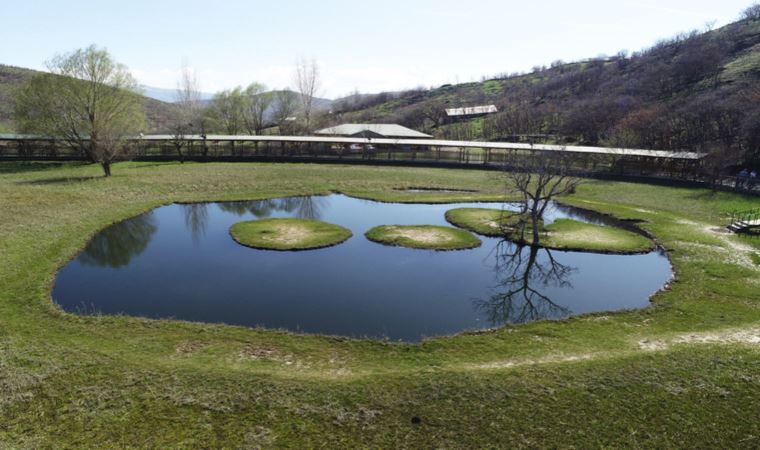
[[168, 59, 324, 161], [14, 46, 325, 175]]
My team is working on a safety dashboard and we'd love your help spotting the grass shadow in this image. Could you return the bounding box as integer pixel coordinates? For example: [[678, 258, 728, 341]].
[[16, 175, 102, 185], [127, 162, 180, 169], [0, 161, 90, 174]]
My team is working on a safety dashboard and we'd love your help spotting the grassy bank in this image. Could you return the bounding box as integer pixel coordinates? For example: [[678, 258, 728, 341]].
[[541, 219, 654, 253], [1, 161, 760, 448]]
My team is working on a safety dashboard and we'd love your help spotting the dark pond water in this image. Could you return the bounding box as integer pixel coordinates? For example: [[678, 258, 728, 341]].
[[53, 195, 672, 342]]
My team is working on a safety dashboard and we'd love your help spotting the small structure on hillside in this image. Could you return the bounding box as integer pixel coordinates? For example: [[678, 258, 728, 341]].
[[445, 105, 498, 122], [315, 124, 432, 139]]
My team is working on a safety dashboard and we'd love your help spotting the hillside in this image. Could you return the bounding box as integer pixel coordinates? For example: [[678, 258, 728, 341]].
[[329, 14, 760, 161], [0, 65, 178, 133]]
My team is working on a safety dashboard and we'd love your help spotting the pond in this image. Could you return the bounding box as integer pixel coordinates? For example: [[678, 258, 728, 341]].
[[53, 194, 672, 342]]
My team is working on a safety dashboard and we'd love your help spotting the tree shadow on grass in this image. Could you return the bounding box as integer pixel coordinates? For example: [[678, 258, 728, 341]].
[[685, 188, 760, 201], [126, 162, 178, 170], [0, 161, 91, 174], [684, 190, 721, 201], [16, 175, 103, 185]]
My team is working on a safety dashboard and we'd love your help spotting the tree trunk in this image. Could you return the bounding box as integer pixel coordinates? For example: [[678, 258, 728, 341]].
[[531, 212, 540, 246], [101, 161, 111, 177], [175, 143, 185, 164], [530, 201, 541, 246]]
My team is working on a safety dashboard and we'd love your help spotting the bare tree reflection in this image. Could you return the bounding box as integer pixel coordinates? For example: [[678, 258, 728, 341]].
[[277, 196, 326, 219], [182, 204, 209, 244], [79, 213, 158, 268], [475, 242, 575, 326], [216, 201, 251, 217], [217, 196, 327, 219]]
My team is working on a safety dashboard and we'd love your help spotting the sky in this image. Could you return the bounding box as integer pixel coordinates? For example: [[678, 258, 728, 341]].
[[0, 0, 754, 98]]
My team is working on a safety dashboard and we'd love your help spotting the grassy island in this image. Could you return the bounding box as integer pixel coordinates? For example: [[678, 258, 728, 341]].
[[365, 224, 481, 250], [446, 207, 654, 253], [445, 207, 523, 237], [230, 218, 352, 251]]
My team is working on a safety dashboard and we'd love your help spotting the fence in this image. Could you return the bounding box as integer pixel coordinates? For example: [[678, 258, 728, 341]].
[[0, 134, 716, 187]]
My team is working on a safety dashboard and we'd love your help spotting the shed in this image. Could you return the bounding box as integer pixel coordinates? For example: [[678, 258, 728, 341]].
[[445, 105, 498, 120]]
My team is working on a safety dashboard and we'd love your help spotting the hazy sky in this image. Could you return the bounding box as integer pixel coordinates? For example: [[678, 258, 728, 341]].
[[0, 0, 753, 98]]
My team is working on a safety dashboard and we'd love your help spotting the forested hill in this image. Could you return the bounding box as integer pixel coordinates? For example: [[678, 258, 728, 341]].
[[330, 11, 760, 160], [0, 64, 178, 133]]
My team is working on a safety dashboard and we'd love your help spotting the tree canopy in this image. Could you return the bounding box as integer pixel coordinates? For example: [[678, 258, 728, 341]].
[[14, 45, 145, 176]]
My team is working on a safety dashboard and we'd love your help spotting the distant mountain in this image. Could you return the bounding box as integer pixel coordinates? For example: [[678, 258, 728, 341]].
[[140, 85, 215, 103], [0, 64, 178, 133]]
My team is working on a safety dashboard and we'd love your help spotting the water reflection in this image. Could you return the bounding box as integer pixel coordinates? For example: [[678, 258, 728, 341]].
[[217, 196, 327, 219], [475, 242, 575, 325], [182, 204, 209, 244], [79, 213, 158, 268]]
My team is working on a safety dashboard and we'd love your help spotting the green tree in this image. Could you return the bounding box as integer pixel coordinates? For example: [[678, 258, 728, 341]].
[[14, 45, 145, 176], [207, 87, 245, 134]]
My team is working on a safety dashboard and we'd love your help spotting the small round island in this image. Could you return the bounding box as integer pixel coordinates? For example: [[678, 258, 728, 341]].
[[365, 225, 481, 251], [230, 218, 352, 251]]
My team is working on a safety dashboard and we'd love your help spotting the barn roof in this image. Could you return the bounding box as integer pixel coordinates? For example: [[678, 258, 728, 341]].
[[314, 124, 432, 139]]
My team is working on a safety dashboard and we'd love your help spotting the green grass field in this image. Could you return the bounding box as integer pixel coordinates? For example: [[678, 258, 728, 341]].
[[2, 161, 760, 448]]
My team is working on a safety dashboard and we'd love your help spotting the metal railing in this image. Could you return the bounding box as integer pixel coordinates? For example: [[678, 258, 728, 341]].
[[729, 208, 760, 228]]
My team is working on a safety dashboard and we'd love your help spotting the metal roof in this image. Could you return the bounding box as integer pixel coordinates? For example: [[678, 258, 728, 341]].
[[0, 133, 60, 140], [0, 133, 705, 160], [140, 135, 702, 160], [446, 105, 499, 117], [314, 124, 432, 139]]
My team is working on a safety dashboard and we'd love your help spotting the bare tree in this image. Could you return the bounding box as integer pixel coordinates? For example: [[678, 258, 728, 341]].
[[420, 99, 447, 132], [272, 89, 298, 134], [242, 83, 273, 135], [699, 143, 744, 191], [14, 45, 145, 176], [742, 3, 760, 20], [502, 150, 583, 245], [294, 58, 322, 134], [170, 60, 203, 163]]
